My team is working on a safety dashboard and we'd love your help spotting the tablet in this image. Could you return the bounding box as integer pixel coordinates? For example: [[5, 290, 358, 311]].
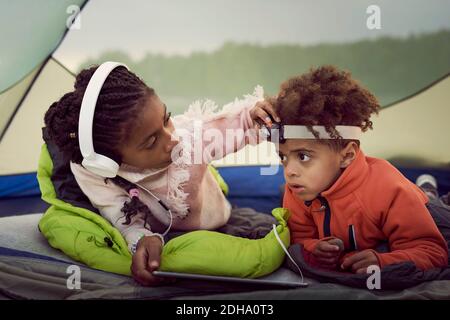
[[153, 269, 308, 288]]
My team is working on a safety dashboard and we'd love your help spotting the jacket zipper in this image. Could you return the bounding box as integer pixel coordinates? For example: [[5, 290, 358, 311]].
[[317, 196, 331, 237], [348, 225, 358, 251], [313, 197, 358, 252]]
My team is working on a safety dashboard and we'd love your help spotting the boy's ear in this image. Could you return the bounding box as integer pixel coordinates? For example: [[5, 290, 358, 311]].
[[340, 141, 359, 168]]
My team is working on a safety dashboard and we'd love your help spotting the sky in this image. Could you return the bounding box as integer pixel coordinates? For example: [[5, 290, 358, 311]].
[[54, 0, 450, 70]]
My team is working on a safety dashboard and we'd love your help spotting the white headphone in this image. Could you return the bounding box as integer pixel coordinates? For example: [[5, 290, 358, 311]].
[[78, 61, 129, 178], [78, 62, 174, 238]]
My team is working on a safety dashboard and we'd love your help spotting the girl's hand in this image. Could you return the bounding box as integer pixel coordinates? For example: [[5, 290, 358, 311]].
[[131, 235, 169, 286], [249, 100, 280, 129], [341, 250, 379, 274]]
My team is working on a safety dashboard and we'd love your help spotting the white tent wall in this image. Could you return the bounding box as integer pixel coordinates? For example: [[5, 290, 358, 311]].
[[0, 68, 448, 175], [0, 59, 74, 175], [0, 0, 448, 201], [214, 74, 450, 168], [0, 67, 39, 134], [361, 74, 450, 167]]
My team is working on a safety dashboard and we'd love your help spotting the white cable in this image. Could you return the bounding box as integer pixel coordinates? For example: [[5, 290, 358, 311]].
[[136, 183, 173, 237], [272, 224, 306, 285]]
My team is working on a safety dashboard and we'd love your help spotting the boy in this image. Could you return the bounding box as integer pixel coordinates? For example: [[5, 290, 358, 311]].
[[270, 66, 448, 273]]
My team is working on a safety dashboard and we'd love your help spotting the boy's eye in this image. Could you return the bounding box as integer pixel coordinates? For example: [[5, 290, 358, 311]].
[[278, 153, 287, 162], [298, 152, 311, 162]]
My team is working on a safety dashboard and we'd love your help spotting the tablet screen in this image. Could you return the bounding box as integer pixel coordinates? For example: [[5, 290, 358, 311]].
[[153, 269, 308, 288]]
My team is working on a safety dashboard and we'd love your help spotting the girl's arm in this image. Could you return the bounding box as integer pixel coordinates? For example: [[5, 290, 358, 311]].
[[70, 162, 164, 253], [174, 86, 276, 163]]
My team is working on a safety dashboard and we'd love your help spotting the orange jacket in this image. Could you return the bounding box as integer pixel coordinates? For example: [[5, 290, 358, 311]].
[[284, 150, 448, 270]]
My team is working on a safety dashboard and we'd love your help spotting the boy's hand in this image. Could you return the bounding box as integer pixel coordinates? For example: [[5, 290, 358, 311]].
[[312, 238, 344, 269], [341, 250, 379, 274], [131, 235, 170, 286], [249, 100, 280, 129]]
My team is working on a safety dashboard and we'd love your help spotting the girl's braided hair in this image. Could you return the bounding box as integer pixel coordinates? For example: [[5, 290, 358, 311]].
[[44, 65, 156, 228]]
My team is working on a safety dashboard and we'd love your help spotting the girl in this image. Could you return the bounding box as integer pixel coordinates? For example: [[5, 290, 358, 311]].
[[44, 63, 279, 286]]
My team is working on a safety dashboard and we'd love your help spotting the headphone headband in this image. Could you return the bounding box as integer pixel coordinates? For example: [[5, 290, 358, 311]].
[[78, 61, 129, 177]]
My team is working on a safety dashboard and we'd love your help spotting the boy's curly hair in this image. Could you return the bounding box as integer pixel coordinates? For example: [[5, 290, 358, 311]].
[[271, 65, 380, 150]]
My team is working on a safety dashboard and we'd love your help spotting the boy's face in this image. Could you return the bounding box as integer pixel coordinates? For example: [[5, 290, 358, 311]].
[[278, 139, 356, 201]]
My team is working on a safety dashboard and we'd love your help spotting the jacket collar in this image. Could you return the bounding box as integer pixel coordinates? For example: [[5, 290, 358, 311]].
[[320, 149, 368, 200], [296, 149, 369, 207]]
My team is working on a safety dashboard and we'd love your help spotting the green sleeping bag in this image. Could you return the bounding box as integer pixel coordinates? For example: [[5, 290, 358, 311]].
[[160, 207, 289, 278], [37, 144, 290, 278]]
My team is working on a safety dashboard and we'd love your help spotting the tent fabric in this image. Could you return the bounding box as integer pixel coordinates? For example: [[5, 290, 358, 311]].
[[0, 58, 75, 176], [0, 1, 450, 301], [361, 73, 450, 167], [1, 74, 448, 193], [0, 66, 40, 135], [0, 0, 86, 93], [0, 0, 449, 213], [0, 172, 39, 197], [0, 196, 49, 218]]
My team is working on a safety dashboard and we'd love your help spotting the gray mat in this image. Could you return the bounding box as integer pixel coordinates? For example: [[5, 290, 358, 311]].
[[1, 214, 449, 300]]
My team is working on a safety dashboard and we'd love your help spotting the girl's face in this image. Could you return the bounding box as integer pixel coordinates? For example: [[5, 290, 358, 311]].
[[119, 94, 179, 170]]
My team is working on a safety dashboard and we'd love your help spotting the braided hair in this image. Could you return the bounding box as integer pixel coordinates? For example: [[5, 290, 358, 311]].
[[44, 65, 157, 228]]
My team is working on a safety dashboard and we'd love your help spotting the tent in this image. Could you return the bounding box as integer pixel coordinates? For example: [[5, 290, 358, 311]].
[[1, 0, 450, 301], [0, 0, 86, 201], [1, 0, 449, 214]]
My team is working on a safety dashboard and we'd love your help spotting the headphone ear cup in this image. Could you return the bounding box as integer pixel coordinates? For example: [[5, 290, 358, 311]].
[[82, 153, 120, 178]]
